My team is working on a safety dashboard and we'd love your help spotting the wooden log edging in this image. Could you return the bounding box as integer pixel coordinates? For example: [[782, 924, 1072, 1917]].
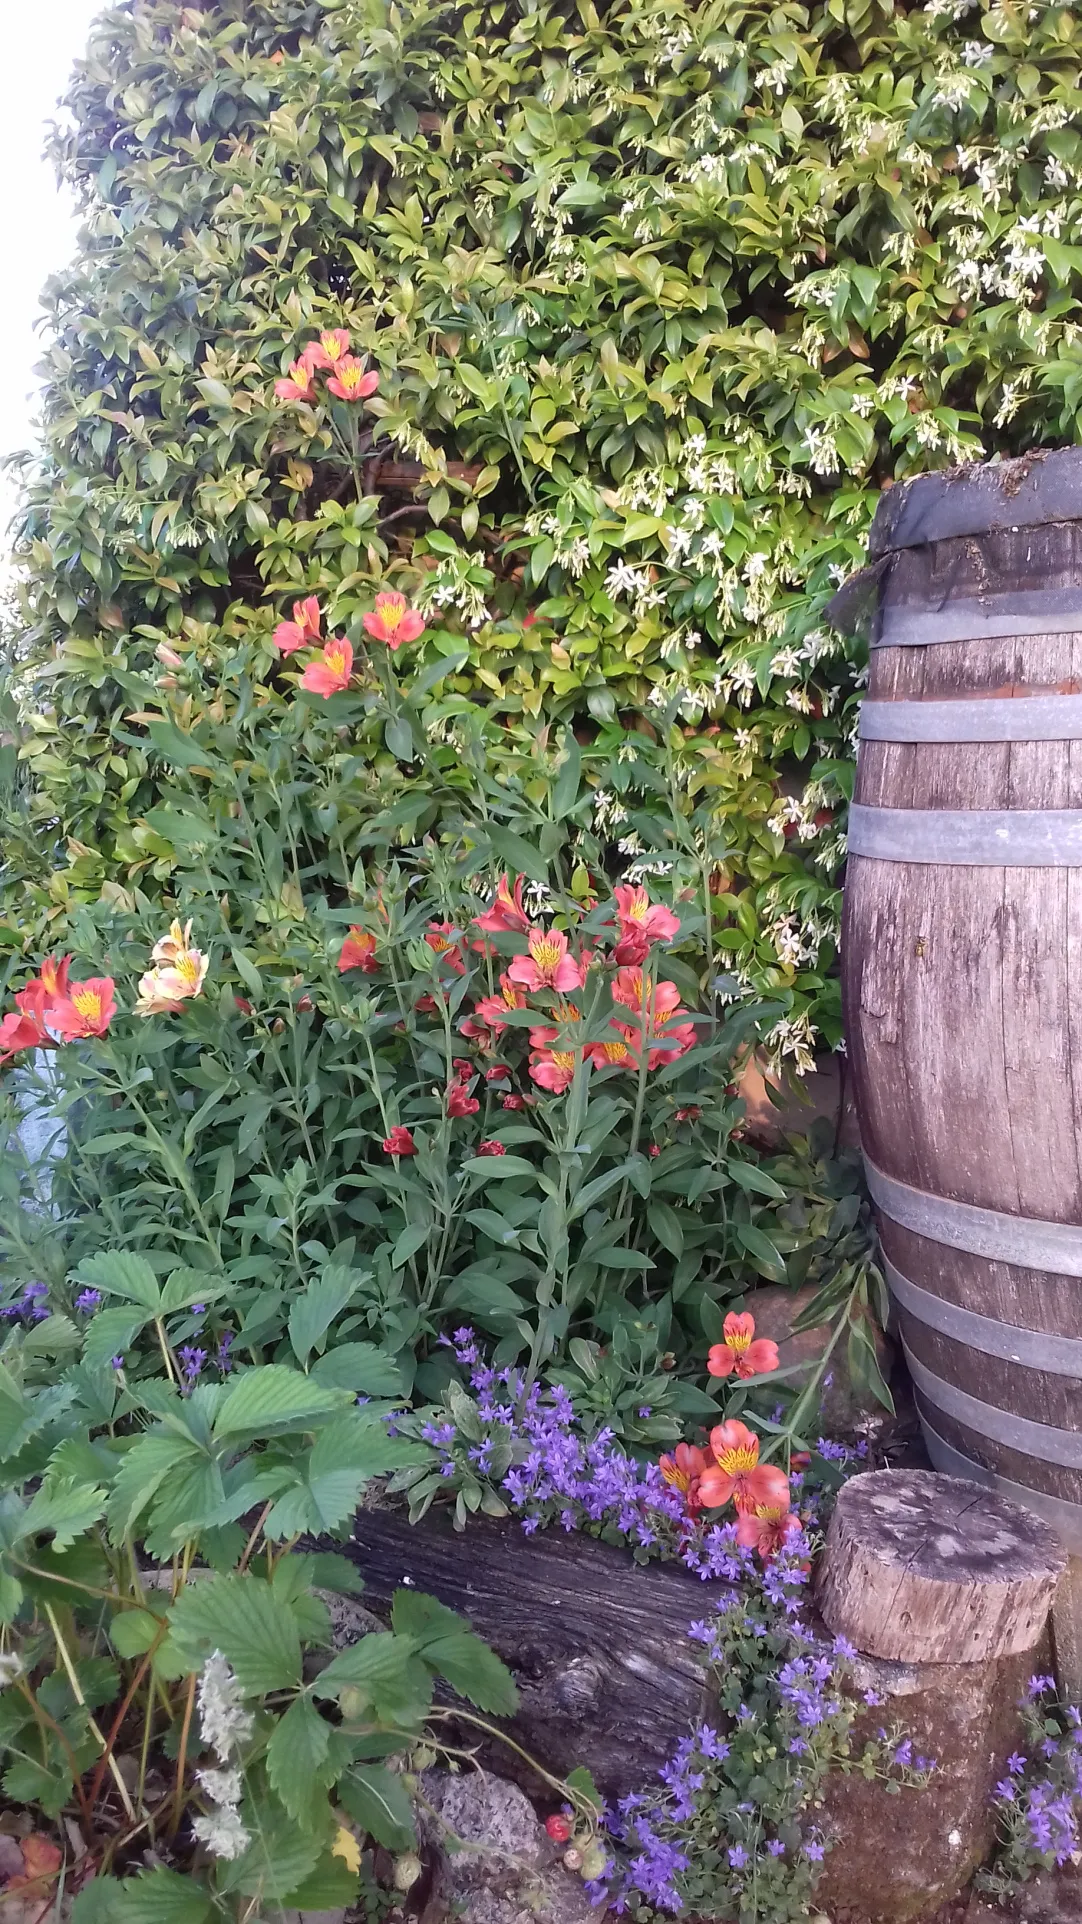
[[346, 1508, 726, 1798]]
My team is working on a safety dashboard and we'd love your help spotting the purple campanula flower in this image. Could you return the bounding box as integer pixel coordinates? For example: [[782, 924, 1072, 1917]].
[[75, 1287, 102, 1313]]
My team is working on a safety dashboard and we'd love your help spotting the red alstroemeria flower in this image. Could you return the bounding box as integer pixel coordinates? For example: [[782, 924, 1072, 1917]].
[[529, 1047, 577, 1094], [659, 1441, 709, 1514], [735, 1504, 801, 1562], [447, 1083, 480, 1118], [273, 595, 322, 655], [274, 356, 318, 403], [707, 1312, 780, 1381], [327, 354, 380, 402], [362, 591, 425, 649], [50, 978, 117, 1040], [475, 873, 532, 935], [698, 1420, 791, 1515], [425, 921, 467, 976], [0, 1010, 48, 1064], [383, 1126, 416, 1156], [502, 1093, 526, 1110], [452, 1057, 475, 1083], [458, 1014, 496, 1051], [477, 1139, 506, 1156], [474, 974, 529, 1032], [300, 637, 353, 698], [508, 928, 585, 994], [339, 928, 378, 974], [304, 328, 351, 369]]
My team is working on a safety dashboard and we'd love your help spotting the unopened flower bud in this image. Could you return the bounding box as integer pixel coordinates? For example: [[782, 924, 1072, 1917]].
[[394, 1852, 423, 1891]]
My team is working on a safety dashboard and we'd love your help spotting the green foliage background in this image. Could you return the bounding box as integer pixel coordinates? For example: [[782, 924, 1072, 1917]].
[[6, 0, 1082, 1045]]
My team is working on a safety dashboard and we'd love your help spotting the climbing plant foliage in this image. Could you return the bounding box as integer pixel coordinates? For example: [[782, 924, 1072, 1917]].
[[5, 0, 1082, 1058]]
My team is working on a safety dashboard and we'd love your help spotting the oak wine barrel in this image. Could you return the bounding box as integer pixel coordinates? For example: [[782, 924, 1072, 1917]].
[[830, 448, 1082, 1554]]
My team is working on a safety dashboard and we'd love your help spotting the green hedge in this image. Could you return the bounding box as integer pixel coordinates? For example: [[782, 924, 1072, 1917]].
[[5, 0, 1082, 1058]]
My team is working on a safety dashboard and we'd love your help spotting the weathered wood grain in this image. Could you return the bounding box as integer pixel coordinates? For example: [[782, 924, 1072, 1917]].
[[816, 1469, 1065, 1662], [843, 519, 1082, 1529], [345, 1508, 724, 1796]]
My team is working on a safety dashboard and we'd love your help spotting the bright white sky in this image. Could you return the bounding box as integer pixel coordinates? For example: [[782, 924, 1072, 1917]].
[[0, 3, 110, 558]]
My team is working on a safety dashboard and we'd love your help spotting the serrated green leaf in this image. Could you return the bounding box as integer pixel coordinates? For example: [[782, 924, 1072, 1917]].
[[167, 1575, 303, 1694], [22, 1478, 106, 1550], [213, 1366, 349, 1438], [266, 1694, 333, 1827], [73, 1252, 161, 1311], [339, 1762, 416, 1847], [289, 1265, 364, 1365], [312, 1630, 431, 1720]]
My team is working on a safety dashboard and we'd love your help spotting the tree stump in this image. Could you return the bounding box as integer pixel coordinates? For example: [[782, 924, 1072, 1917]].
[[813, 1470, 1064, 1922], [816, 1468, 1065, 1661]]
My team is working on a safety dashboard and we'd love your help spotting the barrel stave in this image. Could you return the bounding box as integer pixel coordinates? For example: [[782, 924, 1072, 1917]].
[[840, 486, 1082, 1550], [879, 1220, 1082, 1340]]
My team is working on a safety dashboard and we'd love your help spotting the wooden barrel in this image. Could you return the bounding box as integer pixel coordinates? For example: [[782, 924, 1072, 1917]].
[[833, 448, 1082, 1555]]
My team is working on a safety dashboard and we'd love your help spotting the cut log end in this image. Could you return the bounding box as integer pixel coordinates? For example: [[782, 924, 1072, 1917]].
[[816, 1469, 1066, 1663]]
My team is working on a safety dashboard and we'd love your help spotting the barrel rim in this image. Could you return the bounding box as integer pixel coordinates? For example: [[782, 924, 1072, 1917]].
[[867, 446, 1082, 560]]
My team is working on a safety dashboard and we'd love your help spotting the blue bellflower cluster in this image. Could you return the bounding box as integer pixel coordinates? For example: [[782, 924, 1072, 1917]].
[[990, 1679, 1082, 1875]]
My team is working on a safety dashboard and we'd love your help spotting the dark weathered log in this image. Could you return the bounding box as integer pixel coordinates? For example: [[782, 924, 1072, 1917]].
[[346, 1508, 724, 1797], [816, 1469, 1064, 1662], [836, 460, 1082, 1557]]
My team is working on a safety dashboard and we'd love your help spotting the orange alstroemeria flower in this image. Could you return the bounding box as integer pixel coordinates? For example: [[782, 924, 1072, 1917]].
[[528, 1003, 582, 1051], [529, 1047, 577, 1094], [327, 354, 380, 403], [303, 328, 351, 369], [273, 595, 322, 655], [300, 638, 353, 698], [659, 1442, 709, 1514], [475, 872, 532, 935], [274, 357, 318, 403], [425, 922, 467, 976], [339, 928, 378, 974], [735, 1504, 801, 1562], [587, 1031, 636, 1072], [698, 1420, 791, 1515], [508, 927, 585, 994], [707, 1312, 780, 1382], [38, 955, 71, 1001], [612, 885, 681, 964], [363, 591, 425, 649], [612, 967, 696, 1069], [50, 978, 117, 1040], [473, 974, 529, 1032]]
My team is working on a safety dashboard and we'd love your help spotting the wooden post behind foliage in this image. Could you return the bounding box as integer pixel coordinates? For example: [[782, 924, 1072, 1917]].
[[816, 1469, 1065, 1662]]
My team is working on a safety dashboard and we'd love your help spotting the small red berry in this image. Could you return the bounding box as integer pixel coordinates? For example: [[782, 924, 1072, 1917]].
[[546, 1815, 572, 1843]]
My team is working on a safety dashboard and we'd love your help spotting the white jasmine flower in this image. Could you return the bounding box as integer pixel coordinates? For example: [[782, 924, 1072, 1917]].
[[961, 39, 992, 65]]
